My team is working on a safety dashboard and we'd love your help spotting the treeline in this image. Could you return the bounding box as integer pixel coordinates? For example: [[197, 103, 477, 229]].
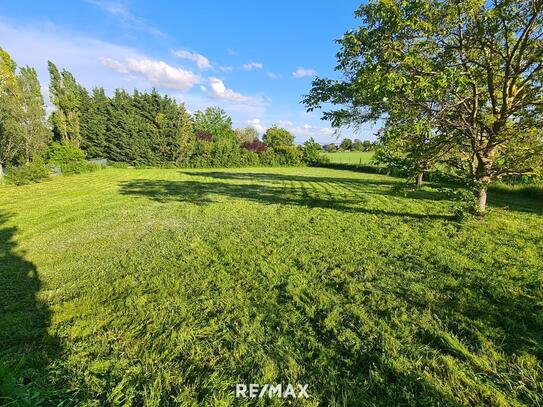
[[0, 47, 325, 184], [323, 138, 376, 152]]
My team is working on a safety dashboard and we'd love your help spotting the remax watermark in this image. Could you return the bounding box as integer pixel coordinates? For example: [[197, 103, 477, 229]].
[[235, 383, 309, 399]]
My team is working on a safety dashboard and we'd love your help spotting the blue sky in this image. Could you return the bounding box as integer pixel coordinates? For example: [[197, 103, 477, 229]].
[[0, 0, 379, 143]]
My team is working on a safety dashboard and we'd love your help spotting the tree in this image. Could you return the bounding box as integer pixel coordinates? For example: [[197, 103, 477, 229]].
[[352, 139, 364, 151], [303, 137, 323, 165], [339, 138, 353, 150], [176, 103, 193, 161], [262, 126, 294, 148], [80, 87, 109, 158], [235, 127, 258, 144], [193, 107, 233, 139], [18, 66, 50, 163], [48, 61, 84, 145], [0, 48, 23, 171], [362, 140, 373, 151], [304, 0, 543, 213]]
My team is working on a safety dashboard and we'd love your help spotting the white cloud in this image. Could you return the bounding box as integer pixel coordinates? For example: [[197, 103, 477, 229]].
[[267, 72, 281, 79], [246, 118, 265, 133], [172, 49, 211, 70], [272, 120, 336, 140], [242, 61, 263, 71], [85, 0, 166, 38], [292, 67, 317, 78], [227, 49, 239, 56], [218, 66, 233, 72], [201, 77, 263, 106], [100, 57, 202, 91]]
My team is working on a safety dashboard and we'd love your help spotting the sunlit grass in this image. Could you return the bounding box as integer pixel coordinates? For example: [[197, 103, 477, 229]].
[[323, 151, 375, 165], [0, 167, 542, 405]]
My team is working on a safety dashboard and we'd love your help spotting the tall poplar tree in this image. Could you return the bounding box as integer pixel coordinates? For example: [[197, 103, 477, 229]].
[[18, 66, 50, 163], [48, 61, 83, 145], [0, 47, 23, 170]]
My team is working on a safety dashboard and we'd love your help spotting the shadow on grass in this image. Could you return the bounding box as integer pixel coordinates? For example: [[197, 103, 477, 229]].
[[0, 213, 64, 404], [119, 171, 456, 221]]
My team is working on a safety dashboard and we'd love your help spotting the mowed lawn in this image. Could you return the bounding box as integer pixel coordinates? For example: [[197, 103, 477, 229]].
[[0, 167, 542, 406], [324, 151, 375, 165]]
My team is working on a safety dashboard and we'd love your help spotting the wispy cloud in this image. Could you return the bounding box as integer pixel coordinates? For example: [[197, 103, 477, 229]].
[[201, 77, 264, 106], [292, 66, 317, 78], [86, 0, 166, 38], [267, 72, 281, 79], [227, 49, 239, 56], [100, 56, 202, 91], [172, 49, 211, 70], [242, 61, 263, 71]]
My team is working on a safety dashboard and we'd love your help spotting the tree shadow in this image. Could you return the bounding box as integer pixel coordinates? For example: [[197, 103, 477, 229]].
[[119, 171, 456, 221], [488, 189, 543, 215], [0, 213, 64, 404]]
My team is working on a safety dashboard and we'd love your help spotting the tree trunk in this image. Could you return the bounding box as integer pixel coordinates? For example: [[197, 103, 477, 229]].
[[416, 172, 424, 188], [478, 186, 487, 214]]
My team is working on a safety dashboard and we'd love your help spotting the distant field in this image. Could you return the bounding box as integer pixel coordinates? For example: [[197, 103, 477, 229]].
[[324, 151, 375, 165], [0, 167, 542, 405]]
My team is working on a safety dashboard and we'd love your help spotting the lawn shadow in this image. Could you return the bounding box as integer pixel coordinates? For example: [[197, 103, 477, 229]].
[[119, 171, 456, 221], [488, 190, 543, 215], [0, 213, 64, 404]]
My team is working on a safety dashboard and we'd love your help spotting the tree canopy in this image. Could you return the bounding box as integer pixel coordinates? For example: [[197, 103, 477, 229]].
[[304, 0, 543, 212]]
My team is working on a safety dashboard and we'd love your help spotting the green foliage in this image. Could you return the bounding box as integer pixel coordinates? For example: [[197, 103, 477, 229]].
[[47, 141, 86, 165], [5, 159, 49, 185], [353, 139, 374, 152], [48, 61, 84, 144], [262, 126, 294, 148], [234, 127, 258, 144], [80, 87, 109, 159], [0, 167, 541, 405], [192, 107, 233, 139], [302, 137, 326, 165], [304, 0, 543, 212], [262, 145, 302, 166], [0, 47, 24, 167], [185, 138, 260, 168], [339, 138, 352, 150]]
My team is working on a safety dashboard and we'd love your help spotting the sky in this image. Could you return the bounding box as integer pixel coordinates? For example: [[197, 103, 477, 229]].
[[0, 0, 380, 143]]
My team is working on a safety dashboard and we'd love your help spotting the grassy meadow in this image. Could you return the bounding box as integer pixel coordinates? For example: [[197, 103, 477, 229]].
[[323, 151, 375, 165], [0, 167, 542, 406]]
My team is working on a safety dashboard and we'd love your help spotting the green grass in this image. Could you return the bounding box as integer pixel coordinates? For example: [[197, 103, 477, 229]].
[[0, 167, 542, 406], [324, 151, 375, 165]]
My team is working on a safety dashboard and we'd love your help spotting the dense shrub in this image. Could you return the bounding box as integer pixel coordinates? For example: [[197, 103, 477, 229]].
[[303, 137, 328, 165], [195, 131, 213, 142], [6, 159, 49, 185], [262, 145, 303, 166], [109, 162, 130, 169], [184, 139, 261, 168], [243, 139, 267, 154], [47, 141, 86, 165], [59, 161, 101, 175]]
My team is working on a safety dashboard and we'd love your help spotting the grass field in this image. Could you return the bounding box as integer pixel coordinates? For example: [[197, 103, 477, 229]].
[[1, 167, 542, 405], [324, 151, 375, 165]]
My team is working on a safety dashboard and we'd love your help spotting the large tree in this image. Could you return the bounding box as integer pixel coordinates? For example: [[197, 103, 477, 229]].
[[0, 48, 23, 170], [262, 126, 294, 148], [18, 66, 50, 163], [192, 107, 233, 139], [304, 0, 543, 212], [48, 61, 84, 145]]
